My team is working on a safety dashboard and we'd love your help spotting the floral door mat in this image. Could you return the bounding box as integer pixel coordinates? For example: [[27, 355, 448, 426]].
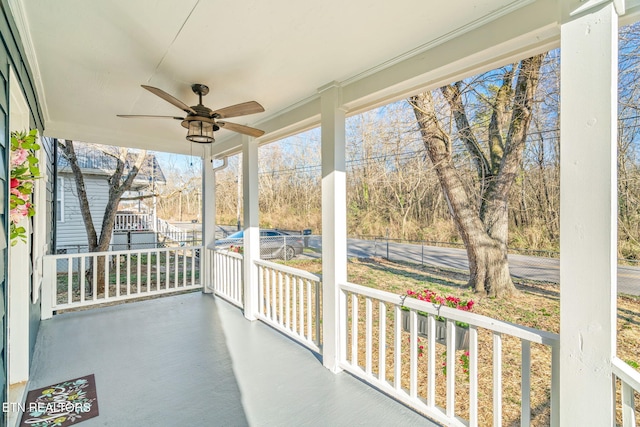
[[19, 374, 99, 427]]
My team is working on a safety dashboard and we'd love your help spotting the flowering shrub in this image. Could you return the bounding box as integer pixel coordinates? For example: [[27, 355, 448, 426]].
[[442, 350, 471, 379], [229, 245, 244, 254], [406, 288, 474, 312], [10, 129, 40, 245], [405, 287, 474, 327]]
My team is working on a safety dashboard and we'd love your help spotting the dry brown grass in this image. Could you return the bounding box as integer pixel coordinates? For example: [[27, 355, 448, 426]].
[[286, 256, 640, 426]]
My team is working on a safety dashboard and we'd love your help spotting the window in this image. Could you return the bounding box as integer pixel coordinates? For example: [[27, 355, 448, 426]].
[[57, 177, 64, 222]]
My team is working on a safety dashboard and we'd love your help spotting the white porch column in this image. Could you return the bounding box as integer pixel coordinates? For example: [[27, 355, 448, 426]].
[[320, 82, 347, 372], [242, 135, 259, 320], [201, 145, 215, 294], [559, 1, 621, 424]]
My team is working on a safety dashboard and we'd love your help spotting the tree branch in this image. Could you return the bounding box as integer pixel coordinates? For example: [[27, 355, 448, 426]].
[[441, 82, 491, 181]]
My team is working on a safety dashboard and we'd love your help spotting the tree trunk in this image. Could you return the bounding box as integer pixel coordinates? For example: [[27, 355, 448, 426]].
[[464, 217, 514, 296], [60, 141, 147, 294]]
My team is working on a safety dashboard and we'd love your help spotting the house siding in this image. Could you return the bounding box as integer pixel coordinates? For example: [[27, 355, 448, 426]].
[[56, 172, 112, 250], [0, 0, 46, 417]]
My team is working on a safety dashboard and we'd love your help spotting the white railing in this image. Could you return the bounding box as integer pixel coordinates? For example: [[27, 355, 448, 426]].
[[155, 218, 189, 243], [113, 213, 191, 243], [42, 246, 202, 317], [613, 356, 640, 426], [338, 282, 560, 427], [255, 259, 321, 352], [114, 213, 153, 231], [211, 249, 244, 308]]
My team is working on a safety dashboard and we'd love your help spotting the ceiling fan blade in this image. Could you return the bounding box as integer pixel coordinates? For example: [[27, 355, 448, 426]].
[[212, 101, 264, 119], [141, 85, 196, 115], [117, 115, 184, 120], [218, 121, 265, 138]]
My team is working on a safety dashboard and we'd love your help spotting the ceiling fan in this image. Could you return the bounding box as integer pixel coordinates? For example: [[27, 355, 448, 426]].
[[118, 83, 265, 143]]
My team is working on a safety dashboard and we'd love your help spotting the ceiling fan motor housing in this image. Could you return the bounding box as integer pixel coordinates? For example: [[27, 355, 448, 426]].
[[118, 83, 265, 142]]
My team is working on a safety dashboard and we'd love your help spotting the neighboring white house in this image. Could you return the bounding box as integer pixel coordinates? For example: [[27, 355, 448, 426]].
[[55, 142, 166, 252]]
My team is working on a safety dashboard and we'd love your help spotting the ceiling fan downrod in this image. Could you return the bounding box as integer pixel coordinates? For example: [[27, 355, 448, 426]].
[[191, 83, 209, 105]]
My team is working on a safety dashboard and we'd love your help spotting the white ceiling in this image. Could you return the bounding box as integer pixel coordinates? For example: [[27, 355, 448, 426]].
[[13, 0, 558, 156]]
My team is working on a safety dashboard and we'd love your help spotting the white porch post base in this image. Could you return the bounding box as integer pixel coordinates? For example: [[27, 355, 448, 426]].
[[320, 82, 347, 372], [242, 136, 259, 320], [559, 2, 619, 424]]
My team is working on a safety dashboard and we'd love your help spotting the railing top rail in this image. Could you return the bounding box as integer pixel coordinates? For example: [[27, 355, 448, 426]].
[[255, 258, 321, 282], [115, 213, 151, 217], [340, 281, 559, 346], [212, 248, 244, 260], [613, 357, 640, 390], [44, 245, 203, 259]]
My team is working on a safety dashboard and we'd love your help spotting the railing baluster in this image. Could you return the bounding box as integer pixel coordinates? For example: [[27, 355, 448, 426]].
[[298, 276, 304, 336], [257, 265, 264, 315], [174, 249, 179, 288], [394, 305, 401, 391], [493, 332, 503, 427], [621, 381, 636, 427], [285, 274, 291, 330], [137, 252, 141, 293], [292, 276, 297, 333], [67, 257, 73, 305], [469, 326, 479, 427], [146, 252, 151, 292], [191, 250, 195, 286], [183, 249, 187, 287], [236, 257, 241, 301], [116, 254, 121, 297], [315, 280, 321, 346], [279, 272, 284, 326], [265, 266, 271, 318], [220, 253, 224, 294], [365, 297, 373, 376], [126, 253, 131, 295], [351, 293, 358, 367], [378, 301, 386, 383], [80, 256, 86, 303], [306, 279, 312, 341], [521, 340, 531, 427], [92, 255, 98, 301], [410, 310, 418, 398], [271, 268, 277, 322], [446, 318, 456, 418], [165, 250, 170, 289], [214, 252, 218, 293], [427, 314, 435, 407], [224, 255, 228, 295], [105, 254, 110, 299]]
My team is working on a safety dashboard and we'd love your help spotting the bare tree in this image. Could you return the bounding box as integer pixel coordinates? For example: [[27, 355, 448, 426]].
[[59, 140, 148, 292], [408, 54, 545, 297]]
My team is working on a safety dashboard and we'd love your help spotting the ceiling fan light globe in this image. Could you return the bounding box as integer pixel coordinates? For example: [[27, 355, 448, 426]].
[[186, 120, 215, 143]]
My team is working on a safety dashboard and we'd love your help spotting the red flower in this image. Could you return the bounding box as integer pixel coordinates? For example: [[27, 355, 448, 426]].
[[10, 178, 19, 188]]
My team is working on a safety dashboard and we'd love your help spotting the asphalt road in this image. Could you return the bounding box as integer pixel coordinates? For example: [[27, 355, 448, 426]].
[[210, 226, 640, 296], [306, 236, 640, 296]]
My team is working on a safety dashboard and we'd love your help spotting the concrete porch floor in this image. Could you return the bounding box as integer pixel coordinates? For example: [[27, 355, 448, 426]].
[[28, 292, 438, 426]]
